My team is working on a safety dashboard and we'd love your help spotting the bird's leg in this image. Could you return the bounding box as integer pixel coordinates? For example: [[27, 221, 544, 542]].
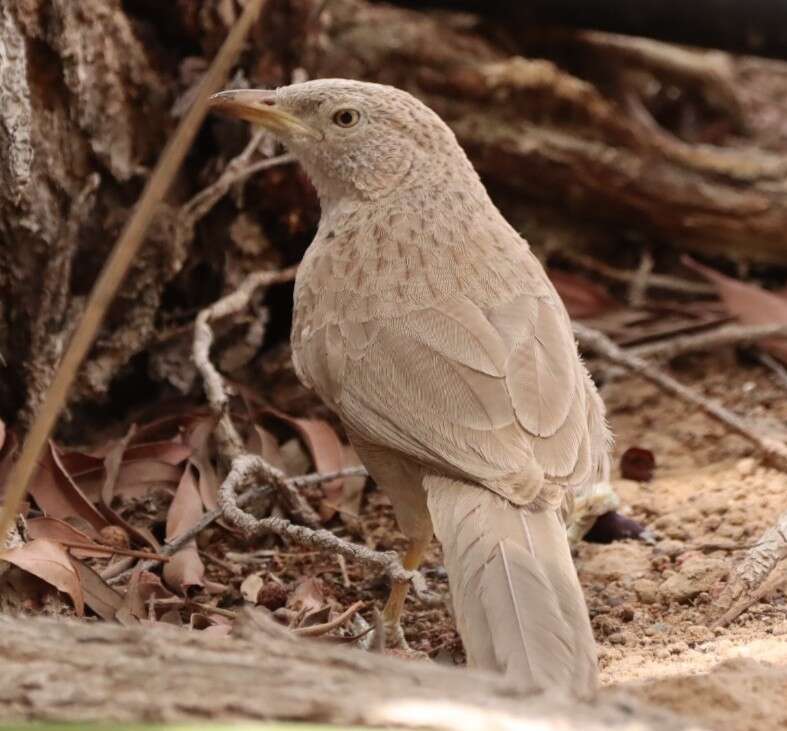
[[382, 536, 430, 648]]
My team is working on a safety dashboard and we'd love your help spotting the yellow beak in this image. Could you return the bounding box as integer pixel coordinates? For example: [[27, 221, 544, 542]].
[[208, 89, 321, 140]]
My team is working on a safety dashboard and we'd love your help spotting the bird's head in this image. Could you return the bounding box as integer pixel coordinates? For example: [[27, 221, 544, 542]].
[[209, 79, 475, 204]]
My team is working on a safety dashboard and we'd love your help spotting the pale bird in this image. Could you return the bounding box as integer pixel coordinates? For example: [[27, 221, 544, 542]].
[[210, 79, 611, 695]]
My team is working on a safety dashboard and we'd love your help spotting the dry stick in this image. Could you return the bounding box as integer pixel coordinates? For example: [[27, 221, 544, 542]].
[[630, 322, 787, 361], [192, 266, 321, 527], [0, 0, 268, 544], [63, 541, 170, 563], [573, 322, 787, 472], [105, 467, 366, 586], [757, 351, 787, 390], [559, 250, 716, 295], [294, 600, 364, 637]]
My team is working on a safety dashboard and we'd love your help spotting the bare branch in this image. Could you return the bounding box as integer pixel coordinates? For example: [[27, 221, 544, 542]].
[[191, 266, 320, 528], [574, 322, 787, 471], [630, 323, 787, 361], [558, 250, 716, 295]]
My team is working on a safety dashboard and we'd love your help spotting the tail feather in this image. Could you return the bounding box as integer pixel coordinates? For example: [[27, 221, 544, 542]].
[[426, 475, 597, 695]]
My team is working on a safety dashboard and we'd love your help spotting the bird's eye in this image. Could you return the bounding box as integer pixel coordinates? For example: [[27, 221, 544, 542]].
[[332, 109, 360, 128]]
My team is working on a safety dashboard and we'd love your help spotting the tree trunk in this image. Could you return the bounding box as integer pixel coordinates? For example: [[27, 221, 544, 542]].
[[2, 0, 787, 427], [0, 612, 694, 730]]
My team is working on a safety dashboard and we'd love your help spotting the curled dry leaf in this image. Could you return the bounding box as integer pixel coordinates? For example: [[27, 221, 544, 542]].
[[684, 256, 787, 363], [186, 417, 220, 511], [263, 409, 344, 519], [163, 465, 205, 594], [69, 558, 125, 621], [28, 443, 107, 533], [0, 538, 84, 615]]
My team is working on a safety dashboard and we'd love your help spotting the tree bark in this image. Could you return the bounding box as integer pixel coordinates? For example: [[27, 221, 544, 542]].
[[0, 612, 694, 730]]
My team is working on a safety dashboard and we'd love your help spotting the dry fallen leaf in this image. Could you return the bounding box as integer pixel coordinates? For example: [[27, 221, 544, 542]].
[[70, 557, 126, 621], [74, 459, 184, 501], [246, 424, 286, 471], [26, 517, 107, 558], [684, 256, 787, 363], [163, 465, 205, 594], [334, 444, 368, 521], [548, 269, 619, 319], [0, 538, 85, 615], [186, 418, 220, 511], [118, 569, 182, 625], [28, 443, 107, 533], [264, 410, 344, 519]]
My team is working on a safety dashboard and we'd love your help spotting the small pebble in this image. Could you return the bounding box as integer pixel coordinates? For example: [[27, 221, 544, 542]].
[[633, 579, 659, 604], [609, 631, 635, 645]]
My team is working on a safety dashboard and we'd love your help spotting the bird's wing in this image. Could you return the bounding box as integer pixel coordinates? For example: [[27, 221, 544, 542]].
[[332, 292, 599, 507]]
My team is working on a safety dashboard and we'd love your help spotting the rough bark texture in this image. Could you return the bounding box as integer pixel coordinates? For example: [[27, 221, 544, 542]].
[[0, 612, 696, 730], [3, 0, 787, 427]]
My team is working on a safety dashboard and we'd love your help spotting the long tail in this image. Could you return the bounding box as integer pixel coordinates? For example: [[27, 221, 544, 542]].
[[425, 475, 597, 696]]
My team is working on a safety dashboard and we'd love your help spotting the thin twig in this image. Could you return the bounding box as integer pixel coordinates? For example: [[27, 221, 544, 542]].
[[100, 556, 135, 581], [628, 249, 653, 307], [574, 322, 787, 471], [179, 137, 294, 238], [294, 600, 364, 637], [558, 250, 715, 295], [64, 541, 170, 562], [0, 0, 269, 544], [188, 600, 238, 620], [757, 351, 787, 391], [336, 554, 351, 588], [193, 266, 320, 527], [630, 323, 787, 361]]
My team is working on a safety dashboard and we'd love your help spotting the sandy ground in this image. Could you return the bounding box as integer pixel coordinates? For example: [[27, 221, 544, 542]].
[[578, 355, 787, 731]]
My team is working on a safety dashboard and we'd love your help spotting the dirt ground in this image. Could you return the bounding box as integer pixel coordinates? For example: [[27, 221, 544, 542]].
[[581, 355, 787, 731], [339, 351, 787, 731]]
